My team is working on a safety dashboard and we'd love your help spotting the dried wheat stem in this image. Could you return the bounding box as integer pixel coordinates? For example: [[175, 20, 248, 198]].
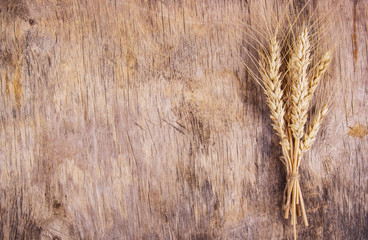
[[292, 183, 297, 239], [297, 180, 309, 226]]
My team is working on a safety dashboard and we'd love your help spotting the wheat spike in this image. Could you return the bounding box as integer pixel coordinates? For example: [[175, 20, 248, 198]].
[[306, 52, 331, 102], [289, 28, 311, 140], [300, 104, 329, 155], [259, 36, 291, 167]]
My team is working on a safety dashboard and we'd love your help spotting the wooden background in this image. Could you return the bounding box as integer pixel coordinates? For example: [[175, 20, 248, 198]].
[[0, 0, 367, 239]]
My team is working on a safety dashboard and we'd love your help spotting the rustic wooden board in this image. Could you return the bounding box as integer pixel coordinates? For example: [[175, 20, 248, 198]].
[[0, 0, 367, 239]]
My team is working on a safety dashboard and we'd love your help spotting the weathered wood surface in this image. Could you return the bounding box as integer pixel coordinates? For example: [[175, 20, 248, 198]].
[[0, 0, 367, 239]]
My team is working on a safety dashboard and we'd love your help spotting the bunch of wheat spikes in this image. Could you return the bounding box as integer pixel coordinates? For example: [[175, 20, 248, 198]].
[[257, 27, 331, 239]]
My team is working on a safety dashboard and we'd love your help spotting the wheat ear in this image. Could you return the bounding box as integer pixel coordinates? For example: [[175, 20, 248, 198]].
[[259, 36, 291, 168], [300, 104, 328, 155], [289, 28, 311, 140], [306, 52, 331, 102]]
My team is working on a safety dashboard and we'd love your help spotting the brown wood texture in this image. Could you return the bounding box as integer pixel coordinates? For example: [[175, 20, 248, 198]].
[[0, 0, 367, 239]]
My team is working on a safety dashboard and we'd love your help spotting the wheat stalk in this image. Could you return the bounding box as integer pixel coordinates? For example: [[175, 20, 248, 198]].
[[257, 27, 331, 240]]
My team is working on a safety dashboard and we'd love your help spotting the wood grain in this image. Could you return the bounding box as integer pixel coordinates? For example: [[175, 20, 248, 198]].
[[0, 0, 367, 239]]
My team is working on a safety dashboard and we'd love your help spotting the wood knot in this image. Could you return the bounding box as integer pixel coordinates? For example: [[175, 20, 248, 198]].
[[52, 200, 62, 209]]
